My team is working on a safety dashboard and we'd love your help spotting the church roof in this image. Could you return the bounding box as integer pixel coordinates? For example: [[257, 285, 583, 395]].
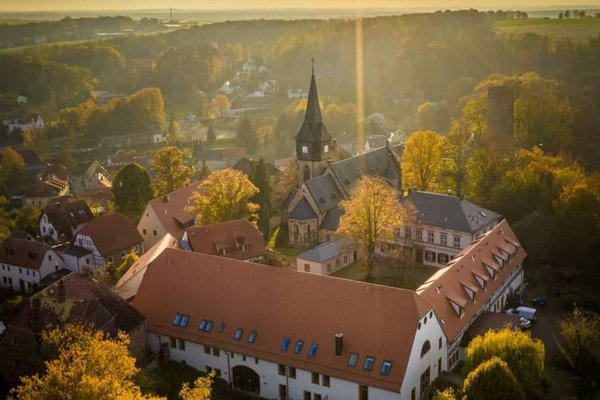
[[305, 174, 343, 214], [289, 197, 317, 220], [295, 67, 332, 144]]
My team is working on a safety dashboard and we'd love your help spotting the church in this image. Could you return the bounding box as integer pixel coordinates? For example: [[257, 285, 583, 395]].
[[285, 65, 403, 247]]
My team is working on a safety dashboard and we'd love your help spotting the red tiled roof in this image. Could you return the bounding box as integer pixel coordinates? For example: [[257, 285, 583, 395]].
[[134, 249, 432, 392], [0, 237, 51, 270], [417, 220, 526, 344], [41, 199, 94, 239], [42, 163, 68, 182], [148, 181, 201, 239], [186, 219, 266, 260], [76, 213, 142, 256]]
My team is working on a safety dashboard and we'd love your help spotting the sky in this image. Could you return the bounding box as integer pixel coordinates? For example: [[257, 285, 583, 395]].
[[1, 0, 600, 12]]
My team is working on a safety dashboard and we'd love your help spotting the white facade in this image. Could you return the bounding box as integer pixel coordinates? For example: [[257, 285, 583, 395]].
[[73, 234, 104, 267], [0, 249, 62, 292], [61, 251, 92, 273], [39, 213, 89, 242], [137, 204, 168, 251], [147, 308, 445, 400], [3, 115, 44, 133]]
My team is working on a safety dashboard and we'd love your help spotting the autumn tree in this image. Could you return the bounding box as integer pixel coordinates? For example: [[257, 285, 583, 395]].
[[0, 147, 25, 193], [337, 176, 405, 282], [431, 387, 459, 400], [207, 93, 230, 118], [187, 168, 259, 225], [115, 252, 140, 282], [462, 357, 525, 400], [401, 130, 444, 191], [559, 308, 600, 373], [112, 163, 154, 222], [10, 325, 165, 400], [464, 327, 545, 399], [151, 146, 194, 196], [179, 374, 214, 400]]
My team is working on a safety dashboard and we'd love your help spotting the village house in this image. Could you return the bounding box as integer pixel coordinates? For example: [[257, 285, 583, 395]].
[[137, 181, 200, 250], [23, 181, 69, 207], [296, 239, 362, 275], [181, 219, 266, 262], [0, 272, 146, 386], [391, 191, 502, 267], [74, 213, 143, 269], [38, 199, 95, 243], [417, 219, 526, 369], [107, 149, 135, 167], [0, 237, 63, 292], [134, 248, 447, 400], [2, 113, 44, 133]]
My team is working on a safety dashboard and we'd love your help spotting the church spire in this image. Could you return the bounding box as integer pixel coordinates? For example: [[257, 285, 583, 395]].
[[304, 58, 322, 128]]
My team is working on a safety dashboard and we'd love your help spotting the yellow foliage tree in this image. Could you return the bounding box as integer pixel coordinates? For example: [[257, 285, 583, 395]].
[[187, 168, 259, 225], [179, 374, 214, 400], [401, 130, 444, 191], [151, 146, 194, 196], [337, 176, 405, 282], [10, 326, 165, 400]]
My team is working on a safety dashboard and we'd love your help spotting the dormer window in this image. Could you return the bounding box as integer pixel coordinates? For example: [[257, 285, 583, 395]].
[[324, 144, 329, 153], [301, 146, 308, 154]]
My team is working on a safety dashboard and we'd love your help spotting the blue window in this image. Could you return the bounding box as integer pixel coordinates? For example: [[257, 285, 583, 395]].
[[173, 313, 189, 328], [281, 337, 291, 351], [248, 331, 257, 343], [218, 322, 225, 332], [199, 320, 213, 332], [234, 328, 243, 340], [348, 352, 359, 367], [308, 343, 319, 358], [205, 321, 213, 332], [293, 340, 304, 354], [381, 360, 393, 375], [199, 320, 207, 331], [363, 356, 375, 371]]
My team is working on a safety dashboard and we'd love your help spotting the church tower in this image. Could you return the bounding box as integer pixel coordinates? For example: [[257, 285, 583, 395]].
[[295, 61, 332, 183]]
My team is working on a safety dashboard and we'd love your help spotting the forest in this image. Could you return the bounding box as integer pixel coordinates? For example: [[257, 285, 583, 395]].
[[0, 9, 599, 291]]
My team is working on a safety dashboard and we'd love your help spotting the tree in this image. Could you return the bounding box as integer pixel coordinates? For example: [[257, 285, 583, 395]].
[[251, 157, 272, 239], [188, 168, 259, 225], [559, 308, 600, 373], [10, 325, 165, 400], [112, 163, 154, 222], [337, 176, 405, 282], [12, 205, 41, 236], [206, 124, 216, 145], [462, 357, 525, 400], [115, 252, 140, 282], [197, 160, 211, 180], [431, 387, 459, 400], [179, 374, 213, 400], [237, 115, 258, 153], [207, 94, 230, 118], [0, 147, 25, 193], [401, 130, 444, 191], [151, 146, 194, 196], [464, 327, 545, 399], [56, 150, 78, 173]]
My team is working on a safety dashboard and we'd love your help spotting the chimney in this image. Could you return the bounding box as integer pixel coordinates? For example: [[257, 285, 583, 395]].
[[335, 332, 344, 357], [57, 280, 65, 303]]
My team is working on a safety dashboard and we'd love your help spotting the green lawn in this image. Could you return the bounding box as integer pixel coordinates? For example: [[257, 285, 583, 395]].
[[332, 257, 439, 291], [494, 18, 600, 43]]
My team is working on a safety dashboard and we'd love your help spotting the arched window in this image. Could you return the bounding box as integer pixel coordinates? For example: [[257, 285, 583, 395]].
[[293, 224, 299, 233], [421, 340, 431, 358]]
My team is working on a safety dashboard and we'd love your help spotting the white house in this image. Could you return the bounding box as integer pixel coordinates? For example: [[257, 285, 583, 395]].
[[288, 89, 308, 98], [38, 199, 95, 242], [134, 249, 447, 400], [417, 219, 526, 369], [221, 81, 234, 95], [2, 114, 44, 133], [55, 244, 94, 273], [242, 60, 257, 73], [0, 237, 63, 292], [392, 191, 502, 268], [296, 239, 362, 275]]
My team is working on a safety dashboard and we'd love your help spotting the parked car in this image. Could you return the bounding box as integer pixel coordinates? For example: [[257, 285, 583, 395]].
[[506, 306, 537, 322], [518, 317, 532, 330], [532, 296, 546, 307]]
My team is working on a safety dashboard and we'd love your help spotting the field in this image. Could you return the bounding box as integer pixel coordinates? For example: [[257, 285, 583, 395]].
[[495, 18, 600, 43]]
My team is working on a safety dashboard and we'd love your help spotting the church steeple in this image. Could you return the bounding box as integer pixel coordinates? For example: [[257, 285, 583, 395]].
[[295, 60, 332, 182]]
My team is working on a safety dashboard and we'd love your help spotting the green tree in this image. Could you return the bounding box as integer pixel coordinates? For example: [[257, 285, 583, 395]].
[[0, 147, 25, 193], [197, 160, 211, 180], [401, 130, 444, 191], [463, 357, 525, 400], [251, 157, 272, 239], [431, 387, 459, 400], [188, 168, 259, 225], [559, 308, 600, 373], [12, 205, 41, 236], [337, 176, 405, 282], [464, 327, 545, 399], [151, 146, 194, 196], [206, 124, 216, 145], [10, 326, 165, 400], [112, 163, 154, 222], [237, 115, 257, 153]]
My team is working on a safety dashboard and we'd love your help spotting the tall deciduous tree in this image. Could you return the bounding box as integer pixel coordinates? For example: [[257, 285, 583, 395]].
[[112, 163, 154, 222], [10, 326, 165, 400], [559, 308, 600, 373], [0, 147, 25, 193], [401, 130, 444, 191], [464, 327, 545, 399], [251, 157, 272, 239], [337, 176, 404, 282], [462, 357, 525, 400], [151, 146, 194, 196], [187, 168, 259, 225]]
